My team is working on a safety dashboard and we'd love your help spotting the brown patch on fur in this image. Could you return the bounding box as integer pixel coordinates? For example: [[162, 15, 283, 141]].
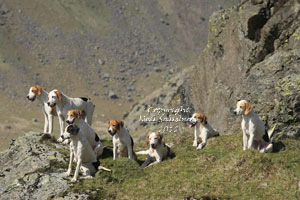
[[32, 85, 43, 96], [193, 113, 208, 125], [117, 142, 138, 161], [109, 120, 124, 132], [156, 133, 162, 144], [50, 107, 56, 115], [54, 90, 62, 101], [145, 134, 150, 145], [68, 109, 83, 119], [242, 101, 252, 115]]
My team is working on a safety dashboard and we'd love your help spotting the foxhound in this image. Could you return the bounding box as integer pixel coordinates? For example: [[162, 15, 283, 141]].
[[108, 120, 137, 160], [27, 85, 57, 134], [63, 124, 102, 182], [66, 109, 104, 156], [47, 89, 95, 142], [189, 113, 220, 150], [137, 132, 171, 168], [233, 100, 275, 153]]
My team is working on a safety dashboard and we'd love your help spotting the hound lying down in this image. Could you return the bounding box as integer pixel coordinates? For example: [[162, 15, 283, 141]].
[[63, 124, 110, 182]]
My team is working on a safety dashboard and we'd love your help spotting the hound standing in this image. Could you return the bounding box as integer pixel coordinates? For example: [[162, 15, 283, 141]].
[[189, 113, 220, 150], [233, 100, 275, 153], [47, 89, 95, 142], [27, 85, 56, 134]]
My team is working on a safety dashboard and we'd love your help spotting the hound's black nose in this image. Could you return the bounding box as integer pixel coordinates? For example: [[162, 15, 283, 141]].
[[26, 95, 29, 99], [47, 102, 50, 106]]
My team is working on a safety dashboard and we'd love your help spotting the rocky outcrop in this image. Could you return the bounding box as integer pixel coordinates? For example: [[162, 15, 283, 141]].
[[0, 132, 88, 200], [190, 0, 300, 138], [124, 67, 195, 140]]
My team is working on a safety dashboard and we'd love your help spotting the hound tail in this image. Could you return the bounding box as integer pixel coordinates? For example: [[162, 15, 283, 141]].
[[98, 166, 111, 172], [267, 124, 277, 139]]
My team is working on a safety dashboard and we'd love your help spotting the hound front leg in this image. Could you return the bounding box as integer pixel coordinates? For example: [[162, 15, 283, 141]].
[[43, 113, 49, 133], [197, 132, 207, 150], [127, 146, 133, 159], [113, 145, 117, 160], [57, 114, 65, 143], [48, 115, 54, 134], [193, 128, 199, 147], [66, 145, 74, 177], [242, 128, 248, 151], [71, 158, 82, 183], [247, 134, 255, 150]]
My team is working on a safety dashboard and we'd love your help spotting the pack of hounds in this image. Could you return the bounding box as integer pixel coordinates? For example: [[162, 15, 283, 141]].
[[27, 85, 276, 182]]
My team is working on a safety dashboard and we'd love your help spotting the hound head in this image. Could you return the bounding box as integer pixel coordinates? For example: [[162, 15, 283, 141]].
[[188, 113, 207, 128], [66, 109, 83, 124], [47, 89, 62, 107], [108, 120, 124, 136], [62, 124, 80, 140], [233, 100, 252, 116], [146, 132, 162, 149], [27, 85, 42, 102]]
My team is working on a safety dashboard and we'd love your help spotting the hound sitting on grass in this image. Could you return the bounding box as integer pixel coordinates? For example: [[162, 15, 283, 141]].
[[27, 85, 57, 134], [233, 100, 275, 153]]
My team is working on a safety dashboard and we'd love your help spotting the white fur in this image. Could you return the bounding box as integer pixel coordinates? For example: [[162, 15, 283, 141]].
[[234, 100, 274, 153], [66, 115, 104, 156], [137, 132, 171, 167], [63, 125, 98, 182], [47, 89, 94, 142], [189, 114, 219, 150], [108, 123, 134, 160], [27, 86, 57, 134]]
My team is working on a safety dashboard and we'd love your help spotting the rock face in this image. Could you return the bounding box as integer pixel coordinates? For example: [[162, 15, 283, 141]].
[[190, 0, 300, 138], [0, 132, 87, 200]]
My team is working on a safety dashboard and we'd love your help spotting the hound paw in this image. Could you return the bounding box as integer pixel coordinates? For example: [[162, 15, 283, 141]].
[[196, 144, 203, 150], [57, 137, 64, 143], [71, 178, 77, 183], [63, 139, 70, 145], [65, 171, 71, 177], [193, 141, 198, 147]]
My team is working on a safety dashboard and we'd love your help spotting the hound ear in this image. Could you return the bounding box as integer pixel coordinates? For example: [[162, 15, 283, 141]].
[[200, 114, 207, 125], [145, 134, 150, 145], [55, 90, 62, 101], [156, 133, 162, 144], [77, 110, 82, 119], [244, 101, 252, 115], [119, 120, 124, 128], [35, 85, 42, 96]]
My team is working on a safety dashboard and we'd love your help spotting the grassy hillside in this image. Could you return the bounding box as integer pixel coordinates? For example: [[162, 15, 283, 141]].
[[54, 133, 300, 200]]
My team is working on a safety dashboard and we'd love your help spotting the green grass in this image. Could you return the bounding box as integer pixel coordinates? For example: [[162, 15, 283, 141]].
[[52, 133, 300, 199]]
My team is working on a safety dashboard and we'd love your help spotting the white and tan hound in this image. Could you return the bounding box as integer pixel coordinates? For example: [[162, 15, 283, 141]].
[[47, 89, 95, 142], [189, 113, 220, 150], [108, 120, 137, 160], [27, 85, 57, 134], [66, 109, 104, 156], [233, 100, 275, 153], [137, 132, 171, 168]]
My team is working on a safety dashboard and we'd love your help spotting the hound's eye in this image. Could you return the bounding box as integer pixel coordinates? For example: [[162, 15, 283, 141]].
[[52, 96, 55, 98]]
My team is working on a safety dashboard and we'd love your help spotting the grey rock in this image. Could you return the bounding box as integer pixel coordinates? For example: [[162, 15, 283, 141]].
[[108, 91, 118, 99]]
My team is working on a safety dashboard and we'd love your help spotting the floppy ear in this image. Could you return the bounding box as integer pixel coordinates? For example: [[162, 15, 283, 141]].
[[156, 133, 162, 144], [77, 110, 83, 119], [116, 120, 124, 129], [35, 85, 42, 96], [54, 90, 62, 101], [244, 101, 252, 115], [200, 114, 207, 125], [120, 120, 124, 128], [145, 134, 150, 145]]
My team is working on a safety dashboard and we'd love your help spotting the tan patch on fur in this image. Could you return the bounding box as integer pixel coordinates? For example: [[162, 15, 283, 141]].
[[50, 107, 56, 115], [32, 85, 43, 96], [68, 109, 83, 119], [109, 120, 124, 132], [193, 113, 208, 125], [54, 90, 62, 101], [145, 134, 150, 144], [242, 100, 252, 115], [156, 133, 162, 144]]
